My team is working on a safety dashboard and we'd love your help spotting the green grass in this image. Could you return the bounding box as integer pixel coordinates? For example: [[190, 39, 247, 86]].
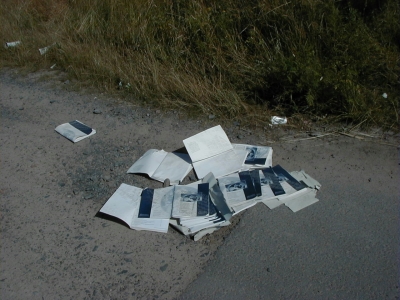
[[1, 0, 399, 130]]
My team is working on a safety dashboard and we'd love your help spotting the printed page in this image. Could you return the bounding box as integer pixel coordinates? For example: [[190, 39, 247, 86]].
[[218, 173, 248, 207], [193, 148, 248, 179], [127, 149, 168, 176], [150, 186, 175, 219], [151, 152, 193, 185], [100, 183, 143, 227], [259, 170, 276, 200], [183, 125, 233, 163], [233, 144, 273, 168], [172, 183, 201, 218]]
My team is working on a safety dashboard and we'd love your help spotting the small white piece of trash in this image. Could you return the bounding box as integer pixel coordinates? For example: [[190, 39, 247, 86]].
[[271, 116, 287, 125], [4, 41, 21, 48]]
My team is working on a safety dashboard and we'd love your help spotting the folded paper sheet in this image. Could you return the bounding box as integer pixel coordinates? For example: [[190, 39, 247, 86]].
[[55, 120, 96, 143]]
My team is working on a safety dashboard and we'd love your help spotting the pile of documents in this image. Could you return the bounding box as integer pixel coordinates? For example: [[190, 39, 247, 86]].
[[100, 125, 321, 240]]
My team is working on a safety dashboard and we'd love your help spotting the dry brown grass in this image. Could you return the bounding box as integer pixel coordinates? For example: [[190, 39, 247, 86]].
[[1, 0, 399, 130]]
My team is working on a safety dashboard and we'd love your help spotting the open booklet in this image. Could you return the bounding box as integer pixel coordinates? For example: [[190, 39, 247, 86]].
[[127, 149, 192, 185], [55, 120, 96, 143], [183, 125, 250, 179], [99, 183, 175, 233]]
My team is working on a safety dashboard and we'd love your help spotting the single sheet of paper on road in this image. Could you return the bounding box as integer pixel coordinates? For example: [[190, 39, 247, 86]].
[[127, 149, 192, 185], [55, 120, 96, 143], [193, 148, 248, 179], [183, 125, 233, 163]]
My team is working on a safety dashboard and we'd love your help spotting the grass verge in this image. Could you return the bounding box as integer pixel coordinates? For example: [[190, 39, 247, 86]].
[[1, 0, 399, 130]]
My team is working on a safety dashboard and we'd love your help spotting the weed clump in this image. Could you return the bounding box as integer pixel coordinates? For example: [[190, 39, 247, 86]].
[[1, 0, 398, 129]]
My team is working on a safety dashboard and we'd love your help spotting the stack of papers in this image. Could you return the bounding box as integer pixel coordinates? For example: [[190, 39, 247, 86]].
[[99, 125, 321, 240]]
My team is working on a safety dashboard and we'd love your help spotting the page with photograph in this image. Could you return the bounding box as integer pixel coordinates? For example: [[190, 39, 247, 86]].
[[218, 171, 257, 209], [172, 182, 210, 218], [233, 144, 273, 168]]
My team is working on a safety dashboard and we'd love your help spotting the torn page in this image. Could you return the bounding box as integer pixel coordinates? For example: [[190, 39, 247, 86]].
[[127, 149, 192, 185], [233, 144, 273, 168], [183, 125, 233, 163], [55, 120, 96, 143], [193, 148, 248, 179]]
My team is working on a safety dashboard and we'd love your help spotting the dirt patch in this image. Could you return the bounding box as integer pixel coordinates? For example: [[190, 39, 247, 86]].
[[0, 69, 267, 299]]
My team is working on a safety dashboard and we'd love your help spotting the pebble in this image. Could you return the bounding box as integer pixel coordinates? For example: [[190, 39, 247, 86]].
[[93, 108, 102, 114], [64, 80, 70, 84], [84, 194, 94, 200], [19, 107, 24, 110], [237, 135, 244, 139], [50, 100, 56, 104], [58, 182, 65, 187], [208, 114, 215, 120]]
